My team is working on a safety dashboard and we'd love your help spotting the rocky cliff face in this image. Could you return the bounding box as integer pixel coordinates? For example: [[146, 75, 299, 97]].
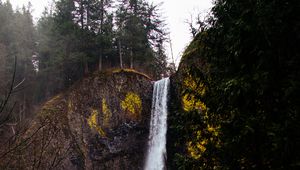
[[3, 69, 153, 170], [166, 34, 212, 169]]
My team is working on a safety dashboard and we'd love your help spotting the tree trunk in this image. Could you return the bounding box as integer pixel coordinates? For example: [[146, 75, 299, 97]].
[[80, 1, 84, 29], [98, 0, 104, 71], [84, 60, 89, 74], [98, 51, 103, 71], [119, 39, 123, 69], [130, 48, 133, 69], [64, 41, 71, 87], [87, 2, 90, 28]]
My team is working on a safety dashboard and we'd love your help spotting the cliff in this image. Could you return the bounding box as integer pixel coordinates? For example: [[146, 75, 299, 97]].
[[166, 33, 215, 169], [167, 1, 300, 167], [2, 69, 153, 170]]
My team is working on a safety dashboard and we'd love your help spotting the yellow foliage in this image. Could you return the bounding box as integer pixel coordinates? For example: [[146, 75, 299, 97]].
[[181, 72, 207, 112], [87, 109, 106, 137], [182, 93, 207, 112], [102, 98, 112, 127], [121, 92, 142, 120], [181, 68, 223, 161], [187, 139, 208, 159], [207, 124, 220, 137], [183, 73, 206, 97], [187, 123, 222, 160]]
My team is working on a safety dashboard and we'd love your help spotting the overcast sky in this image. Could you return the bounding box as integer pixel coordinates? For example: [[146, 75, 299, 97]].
[[10, 0, 213, 66]]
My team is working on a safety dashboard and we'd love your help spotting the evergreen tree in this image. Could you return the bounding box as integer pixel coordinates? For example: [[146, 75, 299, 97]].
[[54, 0, 83, 86], [115, 0, 168, 77], [94, 0, 114, 70]]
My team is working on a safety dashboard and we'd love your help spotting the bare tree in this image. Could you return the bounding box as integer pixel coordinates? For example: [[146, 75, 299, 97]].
[[0, 56, 26, 137], [185, 12, 211, 37], [0, 56, 17, 126]]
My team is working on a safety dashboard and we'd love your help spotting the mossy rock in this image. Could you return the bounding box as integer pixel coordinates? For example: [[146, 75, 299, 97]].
[[9, 69, 153, 170]]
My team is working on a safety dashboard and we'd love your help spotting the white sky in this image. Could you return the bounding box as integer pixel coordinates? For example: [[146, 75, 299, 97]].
[[10, 0, 213, 66], [152, 0, 213, 65]]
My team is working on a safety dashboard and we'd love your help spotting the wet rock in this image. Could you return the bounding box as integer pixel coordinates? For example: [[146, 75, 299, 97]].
[[10, 69, 153, 170]]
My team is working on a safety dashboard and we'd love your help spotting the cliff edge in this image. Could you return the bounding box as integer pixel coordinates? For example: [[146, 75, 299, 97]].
[[3, 69, 153, 170]]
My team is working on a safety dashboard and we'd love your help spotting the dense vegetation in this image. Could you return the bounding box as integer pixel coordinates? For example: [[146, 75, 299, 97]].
[[0, 0, 171, 135], [36, 0, 172, 101], [168, 0, 299, 169]]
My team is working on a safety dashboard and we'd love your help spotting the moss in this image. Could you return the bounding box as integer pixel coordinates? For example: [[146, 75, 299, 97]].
[[38, 94, 62, 115], [67, 99, 73, 113], [87, 109, 106, 137], [121, 92, 142, 120], [45, 94, 62, 106], [112, 68, 152, 80], [102, 98, 112, 127], [92, 68, 152, 81]]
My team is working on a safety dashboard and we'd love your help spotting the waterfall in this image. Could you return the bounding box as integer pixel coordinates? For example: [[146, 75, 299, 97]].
[[144, 77, 170, 170]]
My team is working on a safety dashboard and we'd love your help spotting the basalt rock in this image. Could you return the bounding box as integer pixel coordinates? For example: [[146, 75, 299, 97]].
[[4, 69, 153, 170]]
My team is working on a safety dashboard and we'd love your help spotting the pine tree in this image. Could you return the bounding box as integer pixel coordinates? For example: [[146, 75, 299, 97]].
[[94, 0, 114, 70], [115, 0, 168, 76], [54, 0, 83, 86]]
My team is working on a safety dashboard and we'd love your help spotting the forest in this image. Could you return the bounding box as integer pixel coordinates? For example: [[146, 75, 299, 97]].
[[0, 0, 299, 169], [0, 0, 172, 128]]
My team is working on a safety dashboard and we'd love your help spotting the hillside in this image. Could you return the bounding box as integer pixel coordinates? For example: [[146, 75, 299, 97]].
[[0, 69, 153, 170]]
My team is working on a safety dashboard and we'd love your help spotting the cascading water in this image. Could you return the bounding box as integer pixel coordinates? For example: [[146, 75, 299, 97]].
[[144, 77, 170, 170]]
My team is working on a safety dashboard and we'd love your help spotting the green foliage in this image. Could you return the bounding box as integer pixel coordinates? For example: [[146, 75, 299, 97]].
[[115, 0, 168, 77], [35, 0, 168, 102], [169, 0, 300, 169]]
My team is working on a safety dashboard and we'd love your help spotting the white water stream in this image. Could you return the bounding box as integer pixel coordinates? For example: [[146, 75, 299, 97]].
[[144, 77, 170, 170]]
